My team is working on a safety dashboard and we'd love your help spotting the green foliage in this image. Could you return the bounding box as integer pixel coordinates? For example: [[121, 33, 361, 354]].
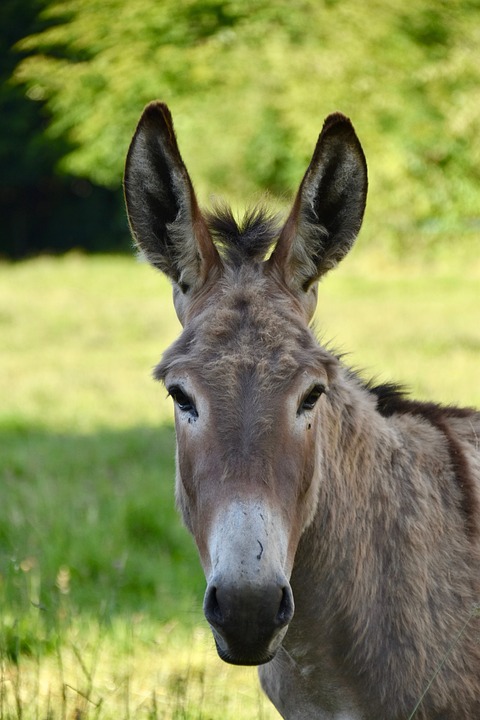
[[0, 0, 130, 257], [10, 0, 480, 256], [0, 424, 205, 623], [1, 0, 480, 257]]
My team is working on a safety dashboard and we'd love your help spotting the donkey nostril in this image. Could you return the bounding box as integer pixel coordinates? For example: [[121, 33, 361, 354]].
[[204, 585, 223, 626], [204, 581, 294, 633], [276, 585, 295, 627]]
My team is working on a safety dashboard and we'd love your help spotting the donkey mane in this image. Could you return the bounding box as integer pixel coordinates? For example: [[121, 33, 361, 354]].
[[366, 380, 477, 420], [205, 204, 281, 266], [366, 380, 480, 539]]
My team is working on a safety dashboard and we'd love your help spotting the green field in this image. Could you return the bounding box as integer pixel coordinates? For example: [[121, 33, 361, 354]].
[[1, 251, 479, 718]]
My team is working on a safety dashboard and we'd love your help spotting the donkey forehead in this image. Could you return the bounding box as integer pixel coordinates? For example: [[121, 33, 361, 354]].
[[157, 272, 335, 389]]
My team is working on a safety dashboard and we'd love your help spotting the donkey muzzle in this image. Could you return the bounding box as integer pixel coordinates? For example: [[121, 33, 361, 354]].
[[203, 578, 294, 665], [202, 499, 295, 664]]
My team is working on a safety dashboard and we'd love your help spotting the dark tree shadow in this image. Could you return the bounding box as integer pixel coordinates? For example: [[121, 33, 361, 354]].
[[0, 421, 205, 645], [0, 0, 129, 258]]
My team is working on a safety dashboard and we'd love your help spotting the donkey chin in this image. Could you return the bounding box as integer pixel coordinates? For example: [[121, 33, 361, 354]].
[[208, 619, 291, 667]]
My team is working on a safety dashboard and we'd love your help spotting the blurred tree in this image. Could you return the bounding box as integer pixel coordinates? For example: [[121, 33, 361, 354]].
[[0, 0, 129, 258], [6, 0, 480, 256]]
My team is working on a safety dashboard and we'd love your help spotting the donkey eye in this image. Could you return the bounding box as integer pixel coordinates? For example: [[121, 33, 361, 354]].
[[168, 386, 198, 418], [297, 384, 326, 415]]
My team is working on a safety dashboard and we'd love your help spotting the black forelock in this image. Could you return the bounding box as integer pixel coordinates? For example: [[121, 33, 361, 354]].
[[205, 204, 281, 266]]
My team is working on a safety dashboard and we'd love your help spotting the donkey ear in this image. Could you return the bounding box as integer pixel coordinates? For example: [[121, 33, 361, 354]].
[[269, 113, 367, 299], [124, 102, 221, 295]]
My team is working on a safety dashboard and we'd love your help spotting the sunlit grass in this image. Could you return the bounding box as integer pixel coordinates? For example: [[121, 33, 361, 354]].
[[1, 250, 477, 429], [318, 248, 480, 408], [0, 251, 478, 718], [1, 616, 277, 719], [0, 253, 181, 431]]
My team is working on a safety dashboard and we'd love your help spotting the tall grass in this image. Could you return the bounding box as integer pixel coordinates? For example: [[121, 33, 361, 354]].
[[1, 251, 478, 718]]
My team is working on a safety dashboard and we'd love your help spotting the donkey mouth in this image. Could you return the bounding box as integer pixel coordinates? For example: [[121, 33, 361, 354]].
[[210, 624, 288, 667], [215, 641, 276, 666]]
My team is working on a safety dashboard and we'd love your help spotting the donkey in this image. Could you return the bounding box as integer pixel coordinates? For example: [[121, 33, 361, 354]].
[[124, 102, 480, 719]]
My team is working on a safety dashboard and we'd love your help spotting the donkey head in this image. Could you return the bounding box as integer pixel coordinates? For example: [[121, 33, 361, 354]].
[[124, 103, 367, 665]]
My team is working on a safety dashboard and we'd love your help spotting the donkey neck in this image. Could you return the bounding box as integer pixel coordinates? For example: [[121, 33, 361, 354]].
[[291, 366, 470, 610], [291, 369, 400, 616], [284, 367, 478, 717]]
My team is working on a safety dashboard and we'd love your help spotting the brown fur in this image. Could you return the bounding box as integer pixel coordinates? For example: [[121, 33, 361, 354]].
[[125, 102, 480, 719], [367, 382, 480, 539]]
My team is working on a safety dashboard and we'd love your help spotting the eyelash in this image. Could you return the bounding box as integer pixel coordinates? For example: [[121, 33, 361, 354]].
[[297, 384, 326, 415], [167, 385, 198, 418]]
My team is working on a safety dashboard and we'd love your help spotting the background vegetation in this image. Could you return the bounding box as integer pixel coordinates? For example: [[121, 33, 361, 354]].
[[2, 0, 480, 257]]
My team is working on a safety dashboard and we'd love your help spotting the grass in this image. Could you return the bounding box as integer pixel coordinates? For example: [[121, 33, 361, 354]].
[[1, 619, 275, 719], [0, 250, 479, 718]]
